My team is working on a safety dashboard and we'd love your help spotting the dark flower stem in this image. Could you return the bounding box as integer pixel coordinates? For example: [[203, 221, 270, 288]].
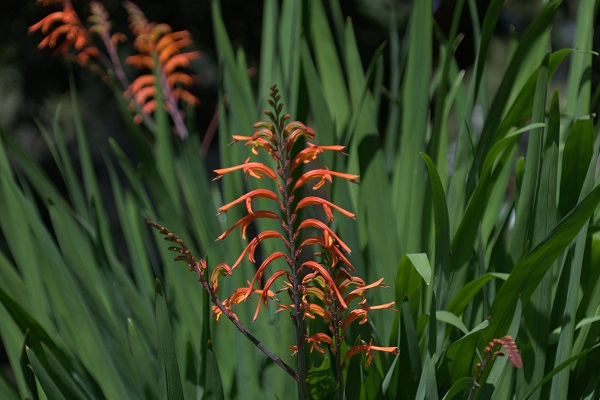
[[330, 296, 344, 400], [274, 110, 311, 399]]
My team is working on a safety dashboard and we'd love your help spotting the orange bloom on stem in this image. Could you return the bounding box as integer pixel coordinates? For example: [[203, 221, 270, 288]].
[[345, 339, 399, 368], [29, 0, 99, 66], [210, 86, 397, 383]]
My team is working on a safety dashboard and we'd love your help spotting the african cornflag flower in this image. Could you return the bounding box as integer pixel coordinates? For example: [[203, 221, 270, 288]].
[[123, 1, 199, 139], [29, 0, 100, 66], [211, 85, 397, 393], [476, 335, 522, 380], [29, 0, 199, 139]]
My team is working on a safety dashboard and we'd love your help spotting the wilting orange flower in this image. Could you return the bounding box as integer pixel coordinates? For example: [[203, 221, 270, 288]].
[[211, 85, 397, 370]]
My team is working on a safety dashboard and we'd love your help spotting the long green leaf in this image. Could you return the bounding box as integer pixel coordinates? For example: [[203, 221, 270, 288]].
[[155, 280, 184, 400]]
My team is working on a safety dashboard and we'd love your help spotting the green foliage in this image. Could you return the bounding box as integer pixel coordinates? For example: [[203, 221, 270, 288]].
[[1, 0, 600, 398]]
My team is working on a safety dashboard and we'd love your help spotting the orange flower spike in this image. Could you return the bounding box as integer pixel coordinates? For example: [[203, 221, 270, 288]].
[[217, 210, 282, 241], [252, 270, 286, 321], [345, 339, 399, 367], [210, 263, 232, 293], [293, 168, 360, 191], [296, 196, 356, 222], [217, 189, 281, 215], [302, 261, 348, 309], [213, 157, 277, 181]]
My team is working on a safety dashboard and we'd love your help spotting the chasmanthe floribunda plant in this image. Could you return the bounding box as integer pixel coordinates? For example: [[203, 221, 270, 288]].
[[149, 85, 398, 399]]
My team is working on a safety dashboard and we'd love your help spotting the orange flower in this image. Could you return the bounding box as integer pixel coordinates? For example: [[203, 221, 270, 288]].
[[122, 1, 199, 138], [293, 168, 359, 191], [345, 339, 399, 367], [213, 157, 278, 181], [218, 189, 281, 215], [29, 1, 99, 66], [208, 86, 396, 385], [296, 196, 355, 222], [305, 333, 333, 354]]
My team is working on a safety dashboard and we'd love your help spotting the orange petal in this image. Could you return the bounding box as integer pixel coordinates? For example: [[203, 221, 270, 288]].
[[217, 210, 281, 240], [302, 261, 347, 309], [295, 196, 355, 221], [245, 252, 288, 300], [293, 168, 359, 192], [229, 230, 288, 269], [218, 189, 281, 214], [253, 270, 286, 321], [213, 157, 277, 181], [297, 219, 352, 254]]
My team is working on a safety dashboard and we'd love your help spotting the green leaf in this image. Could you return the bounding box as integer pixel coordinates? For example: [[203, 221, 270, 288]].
[[405, 254, 432, 286], [421, 153, 451, 304], [441, 377, 475, 400], [306, 358, 336, 400], [523, 343, 600, 400], [155, 280, 184, 400], [26, 348, 68, 400], [448, 181, 600, 381], [447, 273, 509, 317], [391, 0, 432, 253], [435, 311, 469, 335], [559, 120, 594, 217]]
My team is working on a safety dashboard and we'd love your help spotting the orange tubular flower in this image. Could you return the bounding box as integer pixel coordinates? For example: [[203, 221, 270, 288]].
[[345, 339, 399, 368], [122, 1, 199, 139], [29, 0, 100, 66], [210, 85, 396, 391]]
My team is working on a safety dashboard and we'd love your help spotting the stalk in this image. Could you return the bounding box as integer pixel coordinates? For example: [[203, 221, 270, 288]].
[[274, 109, 311, 399]]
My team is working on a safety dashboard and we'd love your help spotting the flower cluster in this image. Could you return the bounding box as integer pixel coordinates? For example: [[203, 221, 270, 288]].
[[28, 0, 100, 66], [29, 0, 199, 139], [476, 335, 523, 380], [212, 85, 397, 368], [123, 1, 199, 137]]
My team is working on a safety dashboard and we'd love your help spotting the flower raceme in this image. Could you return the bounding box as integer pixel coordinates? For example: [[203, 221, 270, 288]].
[[212, 85, 398, 370], [29, 0, 199, 139]]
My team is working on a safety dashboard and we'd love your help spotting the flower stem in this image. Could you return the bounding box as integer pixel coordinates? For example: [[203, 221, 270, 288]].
[[196, 274, 299, 381], [275, 111, 311, 399]]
